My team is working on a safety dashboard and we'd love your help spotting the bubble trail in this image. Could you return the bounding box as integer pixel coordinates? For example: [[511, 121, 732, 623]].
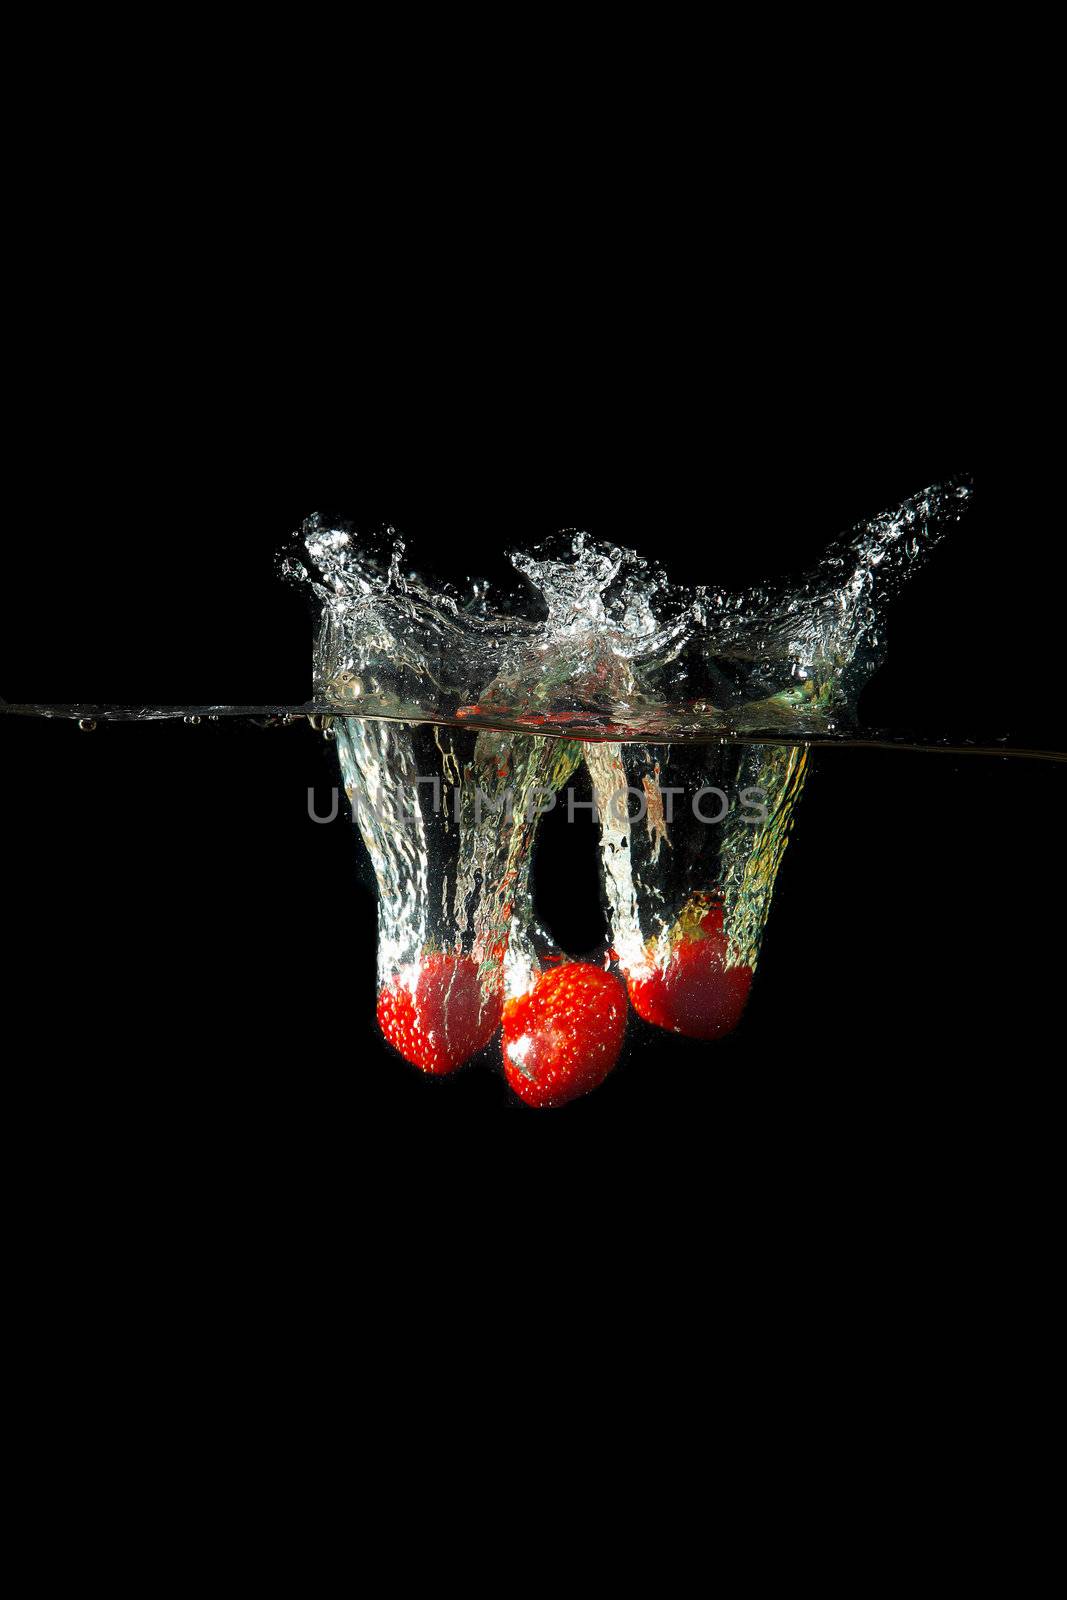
[[334, 719, 582, 1079], [488, 738, 630, 1108], [586, 741, 804, 1041]]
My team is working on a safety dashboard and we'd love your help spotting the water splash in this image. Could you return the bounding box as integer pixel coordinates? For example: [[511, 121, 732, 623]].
[[8, 477, 1046, 1106], [295, 477, 974, 740], [7, 474, 1063, 760], [307, 481, 978, 1082]]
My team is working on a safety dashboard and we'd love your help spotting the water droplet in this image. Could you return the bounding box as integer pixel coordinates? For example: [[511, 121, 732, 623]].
[[184, 714, 201, 725], [78, 717, 97, 732]]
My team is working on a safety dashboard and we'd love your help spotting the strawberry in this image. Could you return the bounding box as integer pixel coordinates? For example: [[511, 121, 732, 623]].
[[627, 902, 752, 1041], [377, 952, 502, 1075], [501, 963, 627, 1108]]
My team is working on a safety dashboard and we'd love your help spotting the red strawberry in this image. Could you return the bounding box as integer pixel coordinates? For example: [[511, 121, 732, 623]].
[[377, 953, 502, 1075], [501, 963, 627, 1109], [628, 902, 751, 1041]]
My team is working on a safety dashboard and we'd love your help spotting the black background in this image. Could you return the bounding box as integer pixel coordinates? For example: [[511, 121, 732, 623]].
[[1, 313, 1060, 1218], [0, 46, 1059, 1548]]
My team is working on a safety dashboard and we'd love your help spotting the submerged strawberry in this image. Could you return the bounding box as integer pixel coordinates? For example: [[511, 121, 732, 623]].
[[377, 953, 502, 1075], [627, 902, 752, 1041], [501, 963, 627, 1108]]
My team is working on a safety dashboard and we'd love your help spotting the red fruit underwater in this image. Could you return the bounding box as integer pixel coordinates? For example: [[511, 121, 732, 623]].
[[377, 953, 502, 1075], [501, 962, 627, 1109], [627, 903, 752, 1041]]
